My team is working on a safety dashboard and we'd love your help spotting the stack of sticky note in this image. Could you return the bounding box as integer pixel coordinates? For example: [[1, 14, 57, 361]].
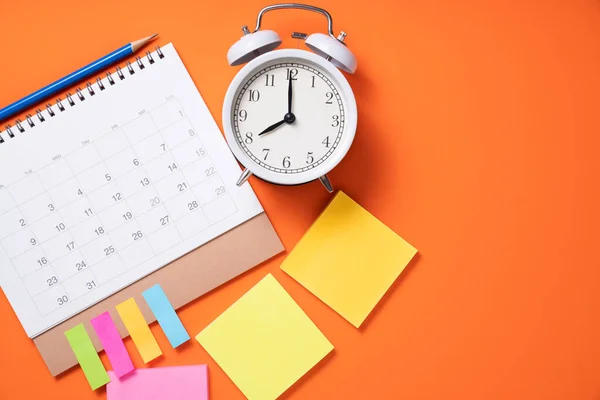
[[107, 365, 208, 400], [196, 274, 333, 400], [282, 191, 417, 327]]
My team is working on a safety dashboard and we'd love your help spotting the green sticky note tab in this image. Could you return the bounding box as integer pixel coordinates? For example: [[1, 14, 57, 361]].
[[65, 324, 110, 390]]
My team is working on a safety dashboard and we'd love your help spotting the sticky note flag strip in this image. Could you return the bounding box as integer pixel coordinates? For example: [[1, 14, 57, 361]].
[[281, 191, 418, 328], [116, 298, 162, 363], [142, 284, 190, 348], [106, 366, 208, 400], [90, 312, 134, 378], [196, 273, 333, 400], [64, 324, 110, 390]]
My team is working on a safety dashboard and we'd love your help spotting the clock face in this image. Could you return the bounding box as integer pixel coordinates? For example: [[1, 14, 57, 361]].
[[231, 57, 347, 177]]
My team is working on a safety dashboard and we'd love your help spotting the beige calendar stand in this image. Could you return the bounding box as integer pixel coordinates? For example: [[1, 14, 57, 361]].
[[34, 212, 282, 376]]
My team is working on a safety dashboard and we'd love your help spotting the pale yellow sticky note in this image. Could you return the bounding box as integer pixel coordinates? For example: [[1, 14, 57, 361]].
[[116, 298, 162, 363], [196, 273, 333, 400], [281, 191, 417, 328]]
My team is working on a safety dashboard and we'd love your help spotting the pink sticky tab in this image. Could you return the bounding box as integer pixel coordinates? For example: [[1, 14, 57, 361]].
[[91, 312, 134, 378]]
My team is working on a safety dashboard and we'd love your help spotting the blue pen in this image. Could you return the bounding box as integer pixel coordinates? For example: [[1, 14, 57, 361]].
[[0, 34, 158, 123]]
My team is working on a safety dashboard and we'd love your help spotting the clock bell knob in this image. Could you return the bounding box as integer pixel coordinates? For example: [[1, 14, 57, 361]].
[[305, 32, 357, 74], [227, 27, 283, 66]]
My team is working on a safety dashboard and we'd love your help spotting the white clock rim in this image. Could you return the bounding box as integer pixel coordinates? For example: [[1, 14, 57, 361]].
[[222, 49, 357, 186]]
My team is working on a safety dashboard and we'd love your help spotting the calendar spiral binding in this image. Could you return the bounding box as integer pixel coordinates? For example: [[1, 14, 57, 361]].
[[0, 46, 166, 144]]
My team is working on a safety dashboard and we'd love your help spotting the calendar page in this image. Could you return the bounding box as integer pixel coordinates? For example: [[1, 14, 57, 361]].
[[0, 43, 263, 338]]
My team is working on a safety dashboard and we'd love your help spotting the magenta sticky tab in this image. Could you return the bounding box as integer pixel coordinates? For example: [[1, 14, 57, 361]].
[[90, 311, 134, 377]]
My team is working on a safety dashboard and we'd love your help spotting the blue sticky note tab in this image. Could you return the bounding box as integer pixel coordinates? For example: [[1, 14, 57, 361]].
[[142, 284, 190, 348]]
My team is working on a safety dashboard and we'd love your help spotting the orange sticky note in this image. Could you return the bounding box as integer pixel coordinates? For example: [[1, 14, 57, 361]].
[[116, 298, 162, 363]]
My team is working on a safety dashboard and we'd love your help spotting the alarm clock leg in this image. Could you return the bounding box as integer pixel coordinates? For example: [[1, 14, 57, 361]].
[[236, 168, 253, 186], [319, 175, 334, 193]]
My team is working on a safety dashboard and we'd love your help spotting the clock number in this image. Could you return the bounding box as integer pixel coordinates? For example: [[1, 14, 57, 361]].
[[265, 74, 275, 86], [322, 136, 330, 148], [325, 92, 334, 104], [245, 132, 253, 144], [286, 68, 298, 80], [306, 152, 314, 164], [332, 115, 340, 127], [238, 109, 248, 122], [282, 156, 291, 169], [262, 148, 270, 160], [248, 90, 260, 102], [311, 75, 316, 88]]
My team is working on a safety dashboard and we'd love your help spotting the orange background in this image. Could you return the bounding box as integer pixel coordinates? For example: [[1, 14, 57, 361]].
[[1, 0, 600, 399]]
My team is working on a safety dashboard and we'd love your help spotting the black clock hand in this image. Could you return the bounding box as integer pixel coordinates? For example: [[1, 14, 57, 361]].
[[288, 74, 293, 114], [258, 119, 286, 136]]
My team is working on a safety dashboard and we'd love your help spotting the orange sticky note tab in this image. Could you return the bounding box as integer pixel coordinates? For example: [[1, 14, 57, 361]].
[[116, 298, 162, 363]]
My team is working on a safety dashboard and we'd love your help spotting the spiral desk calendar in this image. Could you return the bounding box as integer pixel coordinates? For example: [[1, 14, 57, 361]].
[[0, 43, 283, 376]]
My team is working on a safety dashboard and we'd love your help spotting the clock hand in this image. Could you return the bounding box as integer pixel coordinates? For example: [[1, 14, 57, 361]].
[[258, 119, 286, 136], [288, 74, 293, 114]]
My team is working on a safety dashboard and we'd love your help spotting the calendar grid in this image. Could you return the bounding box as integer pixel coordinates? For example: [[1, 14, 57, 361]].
[[0, 134, 201, 243], [3, 151, 218, 261], [0, 97, 240, 318], [41, 153, 104, 306], [121, 108, 186, 242], [20, 187, 229, 283], [0, 109, 190, 216], [37, 174, 91, 305], [0, 44, 265, 338]]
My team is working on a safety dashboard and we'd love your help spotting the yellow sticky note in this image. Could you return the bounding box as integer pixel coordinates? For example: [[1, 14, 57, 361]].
[[196, 274, 333, 400], [116, 298, 162, 363], [281, 191, 417, 328]]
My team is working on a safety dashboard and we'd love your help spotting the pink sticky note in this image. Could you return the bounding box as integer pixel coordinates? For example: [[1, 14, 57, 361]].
[[107, 366, 208, 400], [90, 312, 134, 378]]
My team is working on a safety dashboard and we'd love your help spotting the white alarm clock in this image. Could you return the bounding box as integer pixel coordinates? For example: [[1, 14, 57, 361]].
[[222, 3, 358, 193]]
